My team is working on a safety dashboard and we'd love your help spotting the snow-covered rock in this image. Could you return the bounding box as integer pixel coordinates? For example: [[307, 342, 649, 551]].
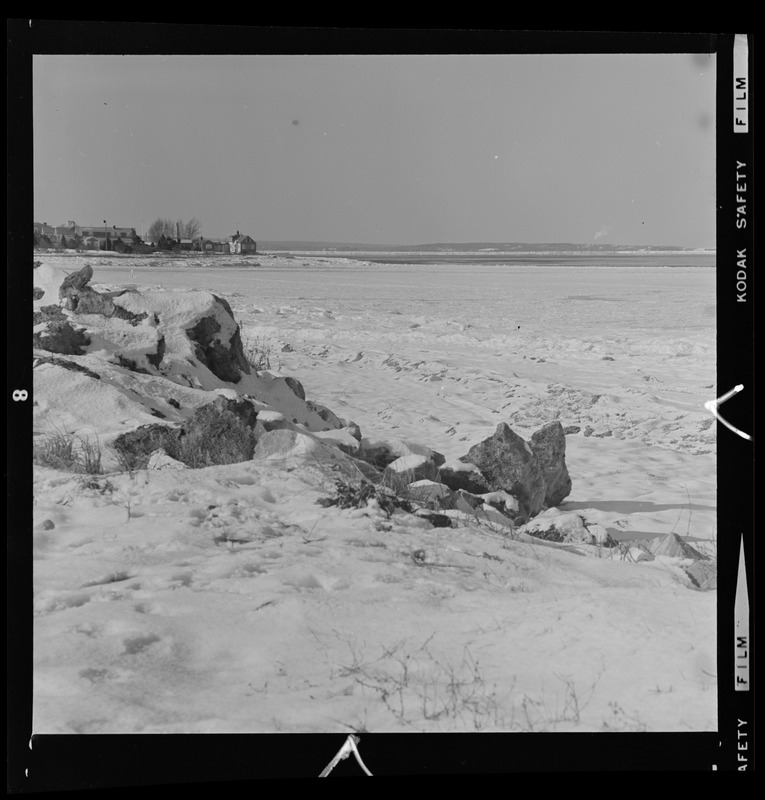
[[33, 320, 91, 355], [529, 420, 572, 507], [253, 428, 338, 462], [463, 422, 547, 516], [437, 459, 493, 495], [650, 532, 709, 560], [360, 437, 445, 469], [33, 261, 66, 305], [310, 427, 364, 456], [626, 546, 655, 563], [479, 490, 521, 516], [407, 479, 453, 506], [474, 503, 517, 530], [385, 452, 440, 482], [184, 294, 251, 383], [684, 559, 717, 590], [521, 508, 598, 544], [32, 266, 348, 451], [146, 448, 188, 470]]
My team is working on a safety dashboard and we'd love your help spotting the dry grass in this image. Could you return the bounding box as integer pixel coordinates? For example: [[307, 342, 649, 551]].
[[109, 444, 151, 475], [327, 633, 509, 731], [324, 633, 607, 732], [242, 335, 273, 371], [34, 429, 103, 475]]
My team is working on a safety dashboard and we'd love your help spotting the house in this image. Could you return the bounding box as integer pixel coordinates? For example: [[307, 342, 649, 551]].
[[34, 221, 143, 251], [78, 224, 142, 251], [197, 238, 227, 253], [33, 221, 78, 246], [229, 231, 257, 254]]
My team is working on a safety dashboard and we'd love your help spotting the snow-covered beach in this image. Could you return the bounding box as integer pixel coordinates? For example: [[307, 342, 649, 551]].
[[31, 250, 717, 736]]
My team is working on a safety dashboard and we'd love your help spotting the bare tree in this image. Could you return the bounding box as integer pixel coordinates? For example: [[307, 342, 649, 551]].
[[147, 217, 175, 242], [182, 217, 202, 239], [148, 217, 203, 242]]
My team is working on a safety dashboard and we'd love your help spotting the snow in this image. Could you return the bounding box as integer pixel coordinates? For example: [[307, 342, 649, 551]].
[[32, 252, 717, 734]]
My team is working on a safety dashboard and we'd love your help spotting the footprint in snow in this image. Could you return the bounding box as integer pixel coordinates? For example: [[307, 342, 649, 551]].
[[170, 571, 194, 587], [82, 570, 134, 587], [122, 634, 162, 655], [37, 592, 91, 613], [79, 668, 116, 683], [226, 562, 267, 579]]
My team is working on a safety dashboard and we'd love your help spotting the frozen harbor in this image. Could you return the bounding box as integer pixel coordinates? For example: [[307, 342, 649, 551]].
[[31, 251, 717, 735]]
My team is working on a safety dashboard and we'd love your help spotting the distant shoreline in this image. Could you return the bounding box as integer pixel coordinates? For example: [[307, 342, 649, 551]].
[[259, 242, 715, 256], [266, 250, 717, 268]]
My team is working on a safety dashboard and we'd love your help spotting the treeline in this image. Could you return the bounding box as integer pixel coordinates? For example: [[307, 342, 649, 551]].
[[147, 217, 202, 244]]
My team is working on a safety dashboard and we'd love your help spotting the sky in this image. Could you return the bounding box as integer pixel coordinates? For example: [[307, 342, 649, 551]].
[[32, 51, 717, 247]]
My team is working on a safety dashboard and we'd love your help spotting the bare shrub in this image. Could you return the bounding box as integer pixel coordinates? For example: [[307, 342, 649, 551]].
[[316, 478, 414, 519], [175, 404, 257, 467]]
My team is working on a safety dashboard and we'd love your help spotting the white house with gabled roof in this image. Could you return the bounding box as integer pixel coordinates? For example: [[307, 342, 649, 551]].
[[229, 231, 257, 254]]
